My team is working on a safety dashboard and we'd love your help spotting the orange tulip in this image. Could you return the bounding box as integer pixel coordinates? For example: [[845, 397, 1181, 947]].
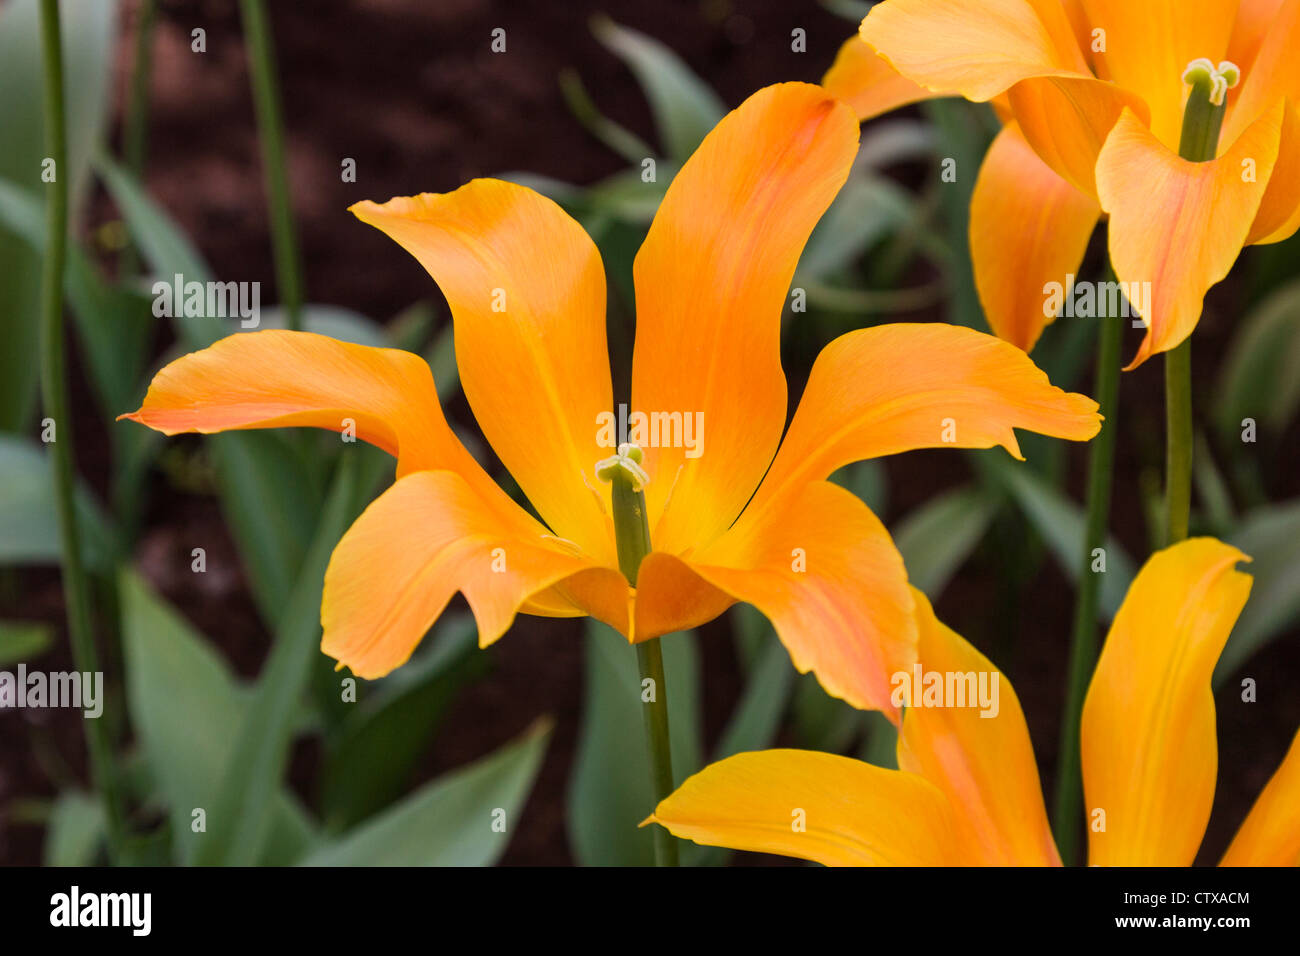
[[648, 538, 1300, 866], [825, 0, 1300, 363], [121, 83, 1099, 713]]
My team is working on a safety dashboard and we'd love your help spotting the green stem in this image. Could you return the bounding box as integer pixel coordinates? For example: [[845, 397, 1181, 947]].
[[1164, 340, 1193, 544], [118, 0, 156, 278], [609, 470, 678, 866], [38, 0, 126, 861], [1051, 267, 1122, 864], [238, 0, 304, 331]]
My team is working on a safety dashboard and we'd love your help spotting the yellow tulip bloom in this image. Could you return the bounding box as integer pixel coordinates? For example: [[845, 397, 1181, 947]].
[[648, 538, 1299, 866], [825, 0, 1300, 363], [121, 83, 1099, 712]]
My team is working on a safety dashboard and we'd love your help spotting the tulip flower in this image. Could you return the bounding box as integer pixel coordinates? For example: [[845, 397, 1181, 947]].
[[648, 537, 1299, 866], [824, 0, 1300, 362], [120, 83, 1099, 720]]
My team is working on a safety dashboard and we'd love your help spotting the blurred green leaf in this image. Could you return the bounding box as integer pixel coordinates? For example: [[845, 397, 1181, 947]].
[[798, 174, 917, 281], [0, 0, 117, 430], [251, 304, 387, 347], [559, 67, 656, 165], [43, 790, 106, 867], [299, 719, 552, 866], [1215, 499, 1300, 684], [981, 454, 1135, 620], [120, 570, 319, 864], [0, 620, 54, 665], [321, 615, 484, 831], [712, 628, 794, 761], [568, 623, 702, 866], [894, 484, 1001, 597], [1214, 277, 1300, 444], [193, 457, 360, 865], [591, 15, 725, 164], [0, 435, 111, 570]]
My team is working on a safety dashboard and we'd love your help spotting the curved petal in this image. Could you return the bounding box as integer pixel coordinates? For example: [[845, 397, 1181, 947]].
[[1007, 75, 1150, 197], [1220, 729, 1300, 866], [897, 589, 1061, 866], [1081, 538, 1253, 867], [120, 329, 479, 480], [321, 470, 628, 678], [351, 181, 616, 563], [971, 123, 1100, 351], [821, 36, 937, 122], [630, 552, 734, 639], [748, 324, 1100, 518], [860, 0, 1090, 102], [1226, 0, 1288, 75], [630, 82, 859, 555], [1246, 100, 1300, 244], [646, 749, 966, 866], [639, 480, 916, 717], [1096, 105, 1283, 369], [1079, 0, 1237, 149], [1223, 0, 1300, 143]]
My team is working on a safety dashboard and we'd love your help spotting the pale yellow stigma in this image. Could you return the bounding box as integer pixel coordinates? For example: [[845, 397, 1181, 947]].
[[1183, 58, 1241, 107], [595, 442, 649, 491]]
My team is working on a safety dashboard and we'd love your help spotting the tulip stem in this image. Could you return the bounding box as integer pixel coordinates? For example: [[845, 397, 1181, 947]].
[[609, 469, 679, 866], [238, 0, 304, 332], [38, 0, 127, 861], [1051, 266, 1122, 865], [1164, 340, 1193, 544]]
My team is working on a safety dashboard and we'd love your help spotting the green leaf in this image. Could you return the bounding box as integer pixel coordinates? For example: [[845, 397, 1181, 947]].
[[1214, 277, 1300, 443], [798, 173, 917, 281], [299, 719, 553, 866], [894, 484, 1000, 597], [0, 620, 54, 665], [0, 0, 118, 429], [43, 790, 106, 866], [713, 629, 795, 762], [0, 435, 112, 570], [590, 15, 726, 164], [193, 457, 361, 865], [251, 304, 388, 347], [321, 615, 484, 831], [119, 570, 319, 864], [982, 454, 1135, 620], [568, 623, 703, 866], [1215, 499, 1300, 684]]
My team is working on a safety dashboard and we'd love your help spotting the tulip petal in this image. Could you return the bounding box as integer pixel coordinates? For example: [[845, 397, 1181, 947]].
[[1081, 538, 1252, 867], [821, 36, 937, 122], [748, 324, 1100, 517], [860, 0, 1090, 102], [971, 123, 1100, 351], [1221, 729, 1300, 866], [1007, 75, 1149, 197], [351, 181, 616, 563], [646, 749, 965, 866], [1096, 106, 1283, 368], [1079, 0, 1237, 149], [121, 329, 479, 480], [1246, 100, 1300, 244], [897, 589, 1061, 865], [640, 480, 917, 717], [321, 470, 627, 678], [630, 82, 859, 555], [1226, 0, 1288, 74]]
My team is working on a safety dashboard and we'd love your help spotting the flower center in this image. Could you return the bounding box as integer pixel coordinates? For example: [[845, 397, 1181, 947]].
[[1179, 58, 1240, 162], [596, 442, 652, 585]]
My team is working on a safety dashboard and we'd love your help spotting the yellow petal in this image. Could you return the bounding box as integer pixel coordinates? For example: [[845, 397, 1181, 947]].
[[1096, 105, 1283, 368], [971, 123, 1100, 351], [631, 83, 859, 555], [657, 480, 917, 716], [120, 329, 479, 480], [1221, 729, 1300, 866], [1246, 99, 1300, 244], [1226, 0, 1288, 74], [1079, 0, 1238, 149], [860, 0, 1090, 102], [897, 589, 1061, 865], [351, 181, 616, 564], [747, 324, 1100, 516], [821, 36, 937, 122], [646, 749, 966, 866], [1007, 74, 1150, 197], [321, 470, 627, 678], [1081, 538, 1252, 867]]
